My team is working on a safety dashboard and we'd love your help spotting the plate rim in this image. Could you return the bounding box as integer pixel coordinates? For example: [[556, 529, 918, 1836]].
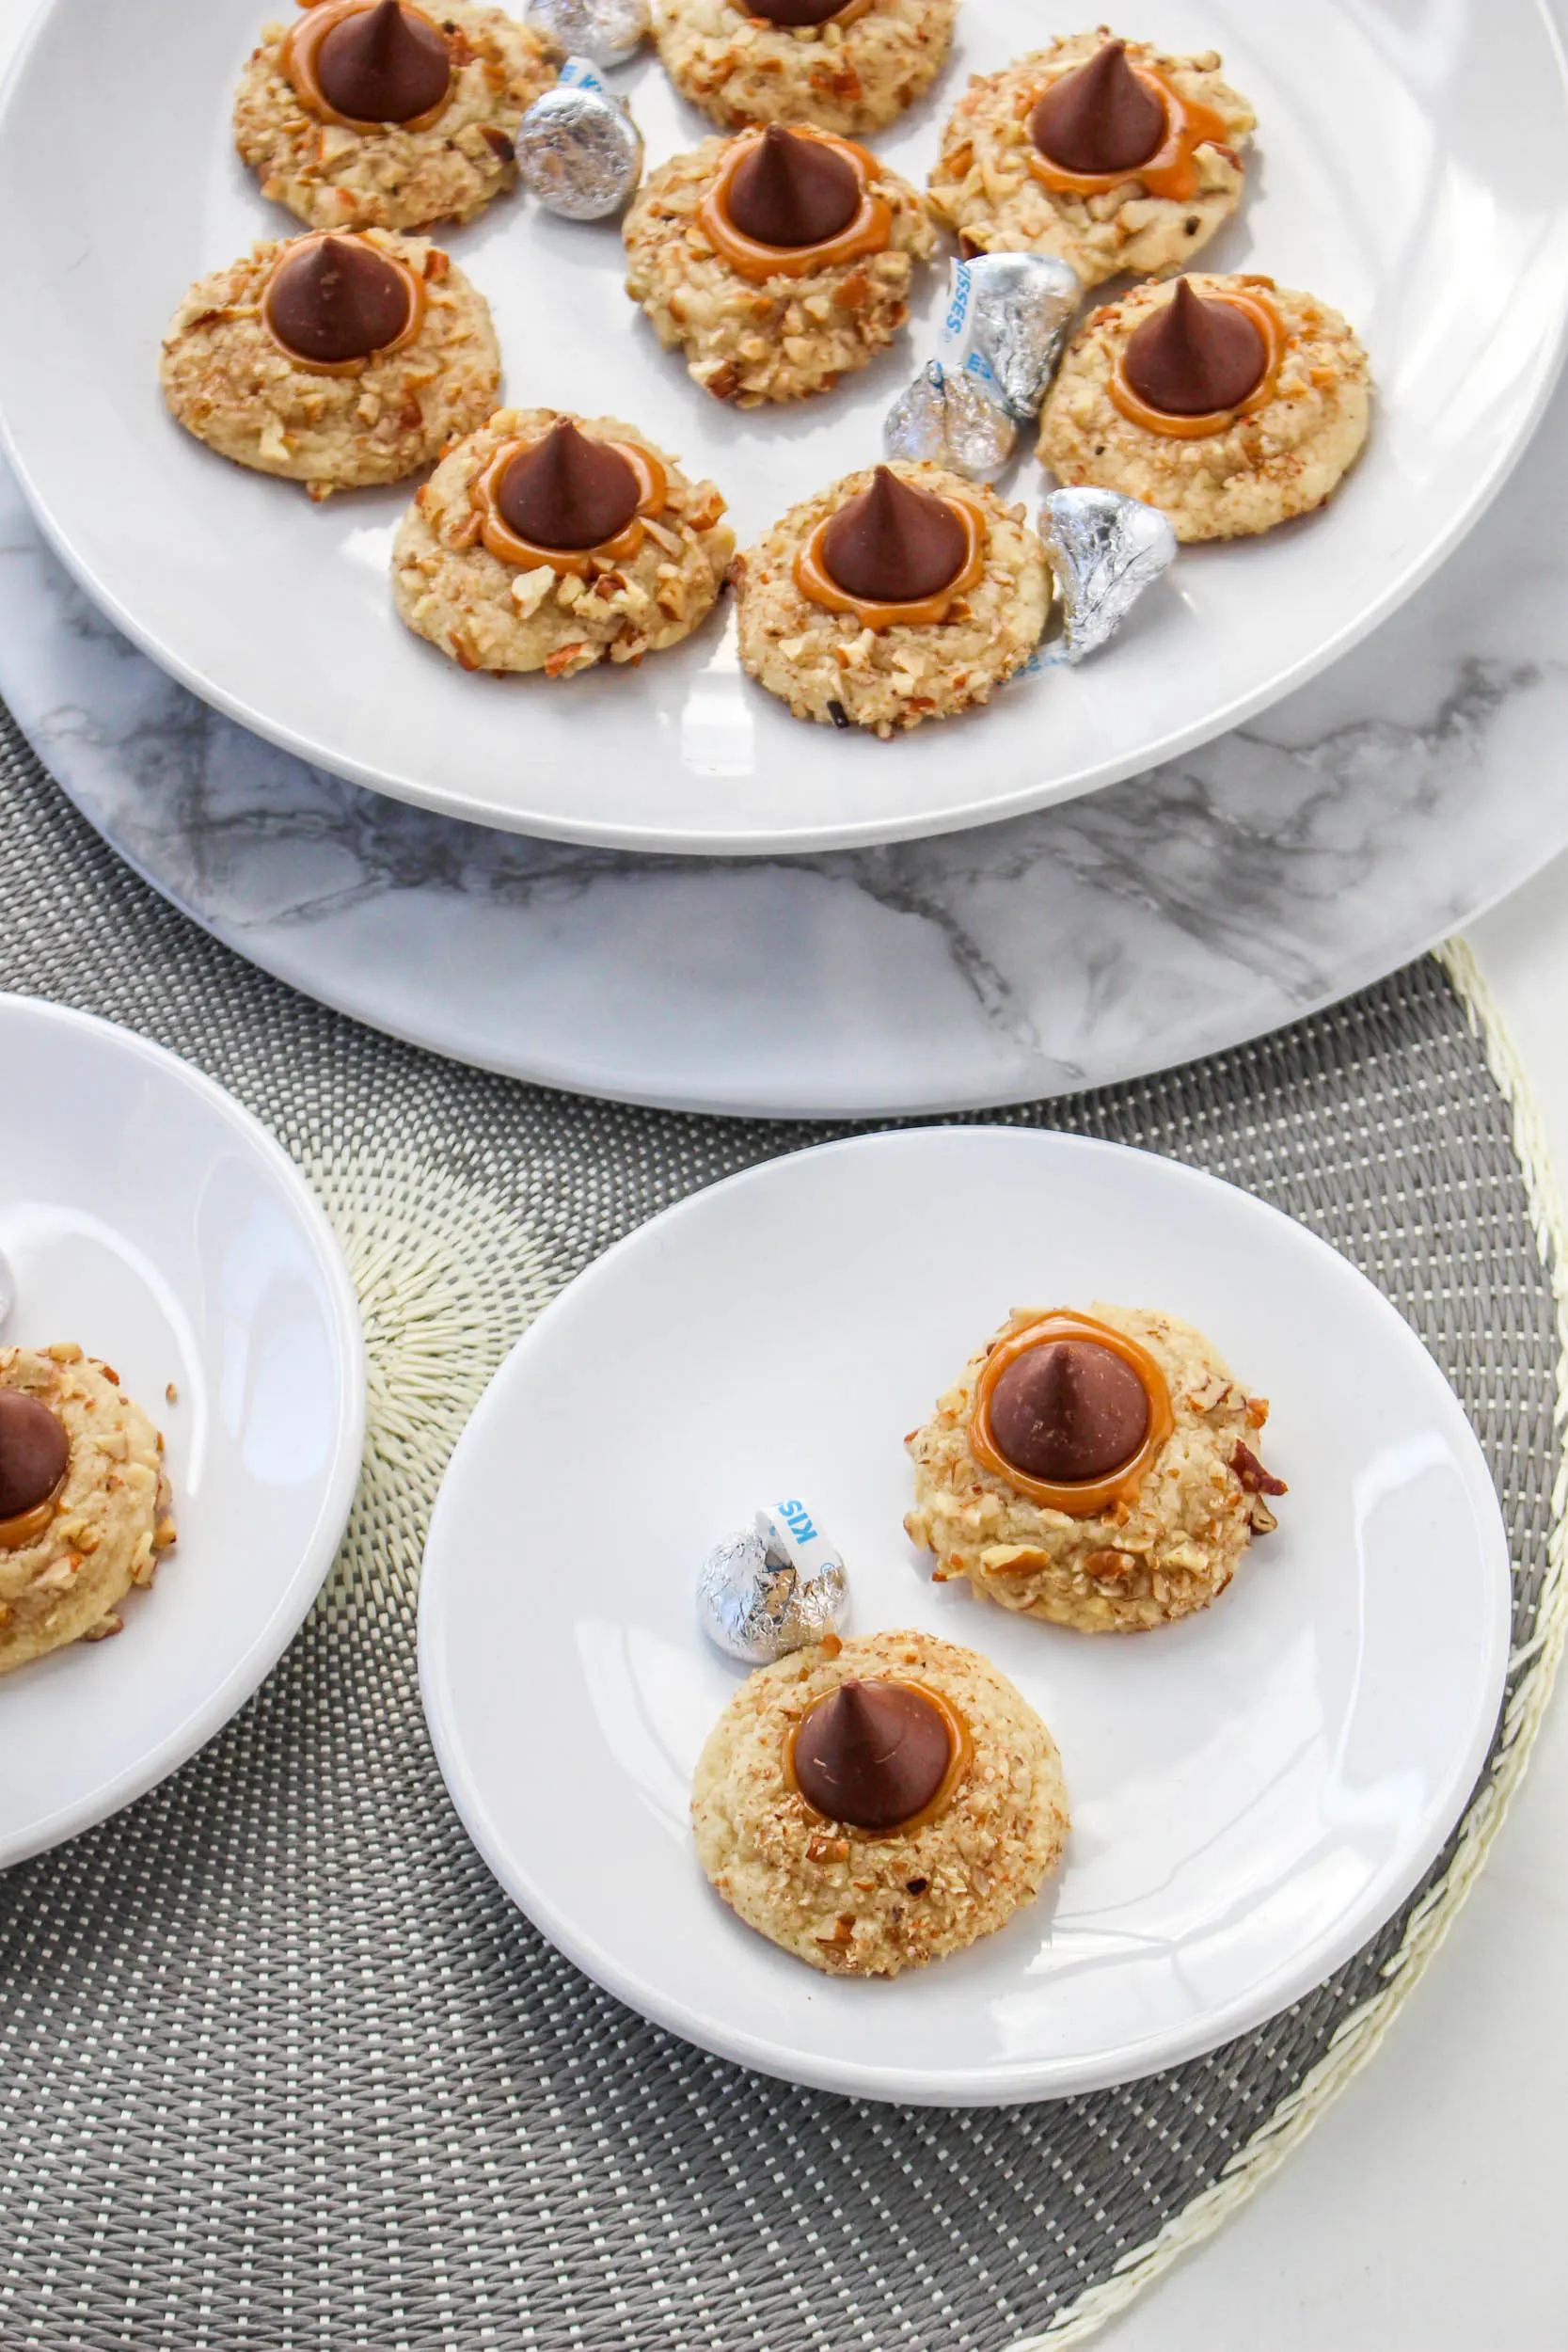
[[2, 0, 1568, 854], [0, 991, 367, 1870], [417, 1123, 1513, 2104]]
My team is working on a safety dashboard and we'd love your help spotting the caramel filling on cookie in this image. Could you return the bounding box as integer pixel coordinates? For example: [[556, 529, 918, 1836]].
[[785, 1678, 973, 1837], [795, 481, 986, 632], [0, 1486, 66, 1551], [970, 1311, 1174, 1516], [698, 127, 893, 284], [0, 1390, 70, 1550], [261, 234, 426, 374], [284, 0, 453, 135], [469, 427, 669, 577], [1109, 285, 1284, 439], [1026, 61, 1231, 204]]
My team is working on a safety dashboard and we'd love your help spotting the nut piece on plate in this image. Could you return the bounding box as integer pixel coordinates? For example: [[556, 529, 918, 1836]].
[[732, 460, 1050, 737], [654, 0, 958, 138], [691, 1628, 1069, 1976], [160, 230, 500, 499], [0, 1345, 178, 1675], [927, 29, 1254, 291], [233, 0, 559, 233], [905, 1303, 1286, 1632], [1038, 273, 1371, 542], [624, 122, 934, 405], [391, 406, 735, 675]]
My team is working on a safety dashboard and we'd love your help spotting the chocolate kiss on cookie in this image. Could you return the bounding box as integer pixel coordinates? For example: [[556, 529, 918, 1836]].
[[746, 0, 851, 23], [1123, 278, 1267, 416], [497, 421, 641, 549], [1029, 38, 1166, 176], [820, 465, 968, 603], [794, 1679, 952, 1832], [725, 124, 862, 249], [988, 1340, 1150, 1483], [266, 237, 414, 364], [315, 0, 451, 124], [0, 1391, 69, 1522]]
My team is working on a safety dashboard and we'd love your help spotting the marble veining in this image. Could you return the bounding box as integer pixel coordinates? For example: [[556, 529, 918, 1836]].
[[3, 373, 1568, 1116]]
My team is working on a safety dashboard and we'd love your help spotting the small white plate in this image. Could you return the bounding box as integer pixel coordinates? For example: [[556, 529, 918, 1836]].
[[0, 995, 364, 1867], [420, 1127, 1510, 2104], [0, 0, 1566, 851]]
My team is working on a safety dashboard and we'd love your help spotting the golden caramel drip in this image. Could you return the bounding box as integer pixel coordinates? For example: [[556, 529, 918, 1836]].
[[697, 129, 894, 284], [469, 435, 669, 575], [1109, 286, 1285, 439], [260, 234, 427, 375], [0, 1474, 66, 1553], [283, 0, 453, 134], [1026, 64, 1232, 204], [785, 1679, 974, 1838], [969, 1311, 1174, 1516], [793, 492, 986, 631]]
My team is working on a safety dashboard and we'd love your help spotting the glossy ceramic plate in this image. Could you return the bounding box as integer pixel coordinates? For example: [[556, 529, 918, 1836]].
[[0, 996, 365, 1867], [0, 3, 1566, 852], [419, 1127, 1510, 2104]]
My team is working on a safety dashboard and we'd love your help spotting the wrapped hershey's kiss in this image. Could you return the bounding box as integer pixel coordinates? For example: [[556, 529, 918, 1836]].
[[884, 359, 1015, 484], [1040, 485, 1177, 662], [515, 56, 643, 219], [525, 0, 649, 68], [696, 1498, 848, 1663], [939, 253, 1080, 424]]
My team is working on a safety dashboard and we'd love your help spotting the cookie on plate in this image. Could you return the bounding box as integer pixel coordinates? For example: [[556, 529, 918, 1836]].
[[733, 461, 1050, 736], [160, 230, 500, 498], [233, 0, 558, 232], [1038, 273, 1371, 541], [905, 1303, 1285, 1633], [692, 1628, 1069, 1976], [927, 30, 1254, 290], [0, 1345, 177, 1675], [391, 406, 735, 674], [623, 122, 934, 405], [654, 0, 957, 138]]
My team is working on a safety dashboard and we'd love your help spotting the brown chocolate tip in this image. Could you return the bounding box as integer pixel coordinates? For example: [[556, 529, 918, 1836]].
[[819, 465, 968, 605], [988, 1339, 1150, 1483], [723, 124, 862, 251], [315, 0, 451, 125], [1122, 278, 1267, 417], [264, 236, 414, 365], [0, 1390, 70, 1522], [794, 1679, 952, 1832], [495, 420, 641, 551], [746, 0, 850, 23], [1029, 38, 1166, 177]]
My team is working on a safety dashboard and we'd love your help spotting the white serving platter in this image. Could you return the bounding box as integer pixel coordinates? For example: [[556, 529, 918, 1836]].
[[0, 0, 1565, 852], [419, 1127, 1510, 2103], [0, 996, 365, 1868]]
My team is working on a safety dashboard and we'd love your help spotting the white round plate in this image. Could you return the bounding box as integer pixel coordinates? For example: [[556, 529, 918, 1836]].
[[0, 995, 364, 1868], [1, 6, 1566, 853], [419, 1127, 1510, 2104]]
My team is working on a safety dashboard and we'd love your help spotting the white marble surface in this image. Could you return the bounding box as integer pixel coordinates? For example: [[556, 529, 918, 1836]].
[[5, 368, 1568, 1111]]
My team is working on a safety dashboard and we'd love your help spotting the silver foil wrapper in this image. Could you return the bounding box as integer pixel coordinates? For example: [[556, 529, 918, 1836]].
[[1040, 485, 1178, 662], [526, 0, 649, 68], [942, 253, 1080, 422], [515, 57, 643, 219], [883, 359, 1016, 483], [696, 1501, 848, 1664]]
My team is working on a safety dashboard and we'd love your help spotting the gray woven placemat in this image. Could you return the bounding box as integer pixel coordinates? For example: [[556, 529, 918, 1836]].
[[0, 695, 1559, 2352]]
